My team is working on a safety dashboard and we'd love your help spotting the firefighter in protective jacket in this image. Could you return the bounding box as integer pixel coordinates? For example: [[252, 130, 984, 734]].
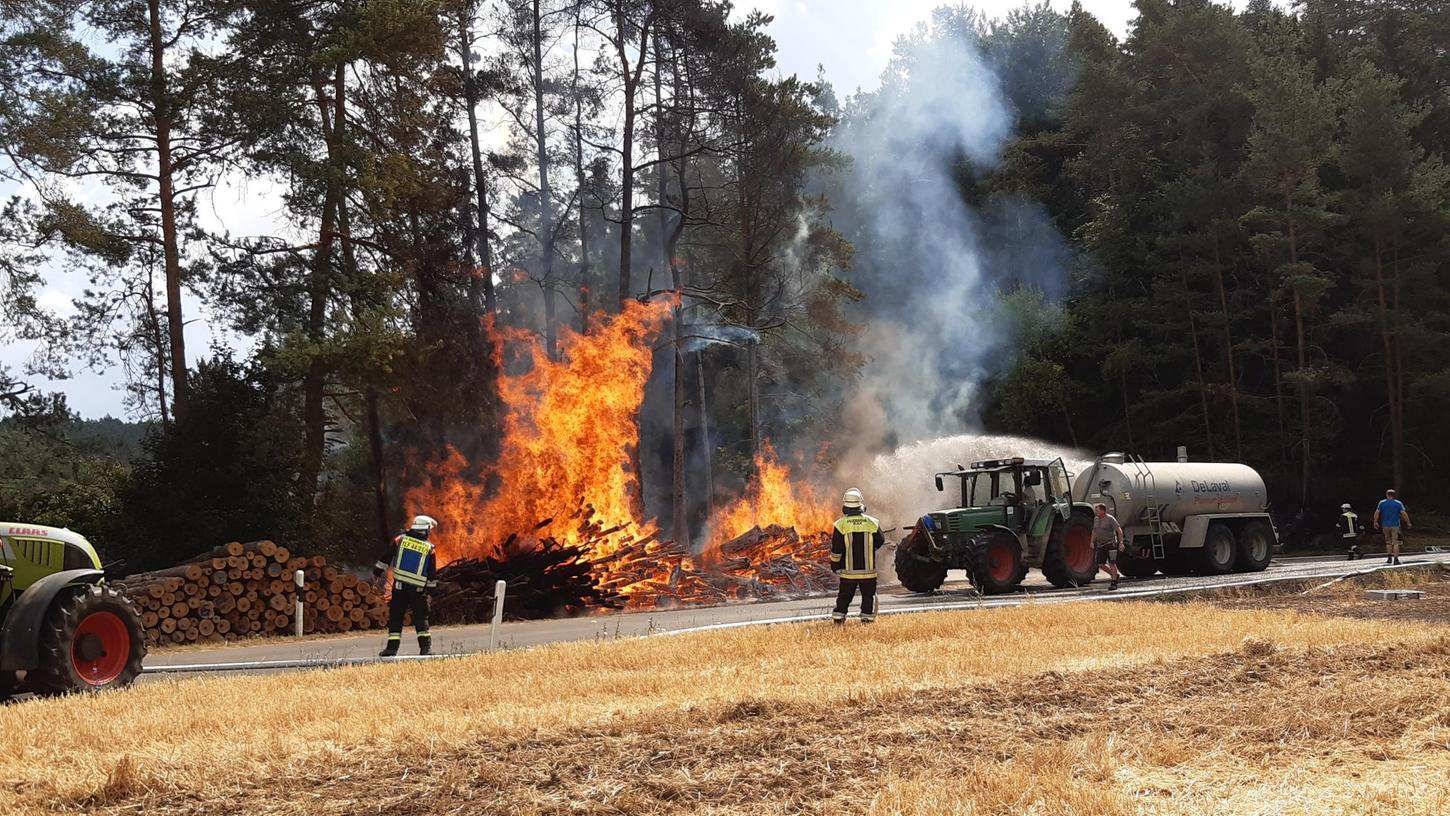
[[1338, 503, 1364, 560], [831, 488, 886, 624], [374, 514, 439, 656]]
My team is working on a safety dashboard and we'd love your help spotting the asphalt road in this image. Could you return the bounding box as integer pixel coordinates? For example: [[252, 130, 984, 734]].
[[138, 551, 1450, 677]]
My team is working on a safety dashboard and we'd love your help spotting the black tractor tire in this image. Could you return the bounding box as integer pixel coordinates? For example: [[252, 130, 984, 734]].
[[30, 584, 147, 695], [0, 670, 19, 700], [894, 531, 948, 593], [1042, 511, 1097, 588], [968, 530, 1026, 595], [1199, 523, 1239, 575], [1236, 520, 1274, 572]]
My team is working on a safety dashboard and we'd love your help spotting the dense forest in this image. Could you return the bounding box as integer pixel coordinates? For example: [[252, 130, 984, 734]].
[[1, 0, 1448, 569]]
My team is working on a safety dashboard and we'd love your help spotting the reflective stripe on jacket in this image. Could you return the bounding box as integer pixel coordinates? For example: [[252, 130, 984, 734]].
[[831, 513, 885, 579]]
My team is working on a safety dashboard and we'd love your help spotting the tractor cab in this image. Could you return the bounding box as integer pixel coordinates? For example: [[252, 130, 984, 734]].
[[896, 457, 1096, 595], [931, 457, 1073, 537]]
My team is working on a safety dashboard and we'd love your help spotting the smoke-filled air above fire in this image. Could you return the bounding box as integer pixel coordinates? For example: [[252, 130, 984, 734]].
[[404, 301, 836, 609]]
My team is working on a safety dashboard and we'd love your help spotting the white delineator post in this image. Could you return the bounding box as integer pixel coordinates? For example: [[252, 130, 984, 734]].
[[490, 579, 507, 651], [294, 569, 305, 637]]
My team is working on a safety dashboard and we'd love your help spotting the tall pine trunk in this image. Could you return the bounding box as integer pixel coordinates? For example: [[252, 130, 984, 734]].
[[300, 65, 347, 514], [614, 7, 643, 307], [1372, 235, 1403, 489], [147, 0, 188, 420], [572, 10, 592, 332], [460, 3, 496, 315], [533, 0, 558, 357], [1181, 265, 1215, 459], [1211, 234, 1243, 460], [1287, 204, 1312, 506]]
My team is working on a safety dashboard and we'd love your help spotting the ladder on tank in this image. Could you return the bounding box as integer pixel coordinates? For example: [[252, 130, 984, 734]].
[[1127, 454, 1167, 561]]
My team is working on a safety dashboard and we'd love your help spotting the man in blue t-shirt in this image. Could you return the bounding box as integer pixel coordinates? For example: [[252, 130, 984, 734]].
[[1374, 489, 1413, 565]]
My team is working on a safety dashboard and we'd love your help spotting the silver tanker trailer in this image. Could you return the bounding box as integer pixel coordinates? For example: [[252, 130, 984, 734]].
[[1072, 453, 1276, 576]]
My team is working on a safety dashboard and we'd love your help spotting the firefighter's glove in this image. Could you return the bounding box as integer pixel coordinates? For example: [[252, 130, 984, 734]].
[[372, 563, 385, 579]]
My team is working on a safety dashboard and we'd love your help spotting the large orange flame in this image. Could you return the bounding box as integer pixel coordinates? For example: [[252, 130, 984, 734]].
[[704, 442, 832, 553], [404, 301, 836, 608]]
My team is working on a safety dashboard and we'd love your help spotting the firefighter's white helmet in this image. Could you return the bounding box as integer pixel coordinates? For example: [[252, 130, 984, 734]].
[[1341, 503, 1352, 511], [409, 514, 439, 532], [842, 488, 864, 510]]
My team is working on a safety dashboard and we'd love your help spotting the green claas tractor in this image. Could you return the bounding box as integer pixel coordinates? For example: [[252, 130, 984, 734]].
[[894, 457, 1098, 594], [1, 523, 146, 698]]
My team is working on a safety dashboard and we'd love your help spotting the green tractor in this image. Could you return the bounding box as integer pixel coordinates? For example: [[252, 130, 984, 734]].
[[894, 457, 1098, 594], [1, 523, 146, 698]]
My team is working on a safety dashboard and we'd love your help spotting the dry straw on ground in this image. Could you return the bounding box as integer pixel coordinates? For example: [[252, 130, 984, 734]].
[[1, 600, 1446, 814]]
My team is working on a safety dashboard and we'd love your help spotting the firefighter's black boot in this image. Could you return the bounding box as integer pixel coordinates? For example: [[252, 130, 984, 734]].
[[379, 635, 400, 657], [418, 633, 432, 656], [1109, 578, 1119, 590]]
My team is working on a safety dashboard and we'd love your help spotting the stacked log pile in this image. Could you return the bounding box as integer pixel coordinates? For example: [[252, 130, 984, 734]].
[[118, 541, 387, 647]]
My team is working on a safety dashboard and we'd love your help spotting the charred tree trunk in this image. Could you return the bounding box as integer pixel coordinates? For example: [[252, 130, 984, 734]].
[[697, 349, 714, 518], [147, 0, 188, 421], [365, 387, 390, 553]]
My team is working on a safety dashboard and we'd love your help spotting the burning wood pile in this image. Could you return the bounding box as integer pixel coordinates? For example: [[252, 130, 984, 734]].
[[119, 541, 386, 647], [429, 512, 838, 623], [432, 533, 619, 622]]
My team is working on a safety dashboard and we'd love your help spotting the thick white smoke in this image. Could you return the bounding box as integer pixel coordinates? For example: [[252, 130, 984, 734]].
[[821, 18, 1082, 544], [830, 27, 1017, 445]]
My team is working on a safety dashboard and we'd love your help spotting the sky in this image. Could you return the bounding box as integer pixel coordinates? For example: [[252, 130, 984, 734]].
[[6, 0, 1246, 420], [735, 0, 1140, 97]]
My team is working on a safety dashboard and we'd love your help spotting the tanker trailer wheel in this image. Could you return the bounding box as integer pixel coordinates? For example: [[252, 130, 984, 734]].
[[1199, 523, 1239, 575], [1118, 547, 1159, 578], [968, 530, 1025, 595], [1042, 511, 1097, 588], [1236, 521, 1274, 572], [894, 530, 948, 593], [30, 584, 147, 695]]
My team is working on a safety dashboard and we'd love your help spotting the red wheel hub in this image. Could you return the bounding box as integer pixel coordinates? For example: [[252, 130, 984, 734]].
[[987, 541, 1016, 582], [72, 611, 130, 686], [1065, 526, 1094, 573]]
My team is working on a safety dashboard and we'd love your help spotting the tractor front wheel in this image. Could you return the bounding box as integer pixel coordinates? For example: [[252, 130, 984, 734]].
[[968, 530, 1025, 595], [1042, 512, 1097, 588], [894, 531, 948, 593], [30, 584, 146, 695]]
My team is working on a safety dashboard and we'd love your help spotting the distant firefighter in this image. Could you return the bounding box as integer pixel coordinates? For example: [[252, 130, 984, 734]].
[[830, 488, 885, 624], [374, 515, 440, 657], [1338, 503, 1364, 560]]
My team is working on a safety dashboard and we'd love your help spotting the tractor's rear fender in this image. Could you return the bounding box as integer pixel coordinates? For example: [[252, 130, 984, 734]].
[[974, 524, 1020, 542], [0, 569, 103, 671]]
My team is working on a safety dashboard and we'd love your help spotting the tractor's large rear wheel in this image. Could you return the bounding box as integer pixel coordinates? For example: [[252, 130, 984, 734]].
[[1042, 511, 1097, 588], [30, 584, 146, 695], [894, 530, 948, 593], [0, 670, 19, 700], [968, 530, 1025, 595]]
